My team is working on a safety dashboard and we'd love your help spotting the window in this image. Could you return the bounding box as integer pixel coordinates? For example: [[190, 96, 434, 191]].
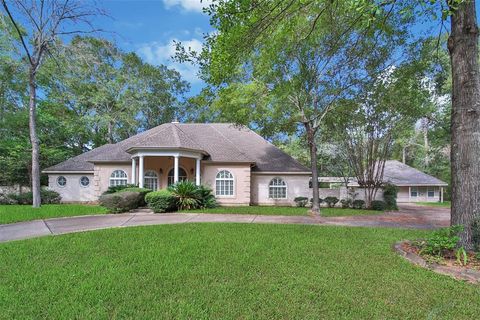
[[168, 168, 187, 186], [110, 170, 128, 187], [57, 176, 67, 187], [215, 170, 234, 196], [410, 187, 418, 197], [269, 178, 287, 199], [427, 187, 435, 198], [144, 170, 159, 191], [80, 176, 90, 187]]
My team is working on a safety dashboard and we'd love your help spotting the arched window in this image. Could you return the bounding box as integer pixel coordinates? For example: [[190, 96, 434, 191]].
[[269, 178, 287, 199], [168, 167, 187, 186], [215, 170, 234, 196], [110, 170, 128, 187], [144, 170, 159, 191]]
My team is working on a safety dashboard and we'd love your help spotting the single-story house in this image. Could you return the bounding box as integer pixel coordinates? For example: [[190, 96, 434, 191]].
[[317, 160, 448, 203], [43, 122, 312, 205]]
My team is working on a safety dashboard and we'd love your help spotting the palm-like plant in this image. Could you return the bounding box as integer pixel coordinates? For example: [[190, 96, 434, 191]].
[[168, 181, 200, 210]]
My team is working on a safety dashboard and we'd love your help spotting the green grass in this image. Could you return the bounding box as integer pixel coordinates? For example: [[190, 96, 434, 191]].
[[416, 201, 451, 208], [180, 206, 383, 217], [0, 224, 478, 319], [0, 204, 108, 224]]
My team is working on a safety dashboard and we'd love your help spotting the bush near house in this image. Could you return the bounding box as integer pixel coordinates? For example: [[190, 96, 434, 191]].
[[102, 184, 137, 195], [352, 199, 365, 209], [310, 198, 323, 205], [294, 197, 309, 207], [340, 198, 352, 208], [99, 191, 143, 213], [2, 188, 61, 205], [383, 183, 398, 210], [196, 185, 217, 209], [324, 197, 339, 208], [371, 200, 387, 211], [145, 189, 177, 213], [117, 187, 152, 206]]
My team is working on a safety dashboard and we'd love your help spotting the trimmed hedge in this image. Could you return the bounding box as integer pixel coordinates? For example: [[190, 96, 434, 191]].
[[352, 199, 365, 209], [117, 187, 152, 206], [294, 197, 309, 207], [145, 189, 177, 213], [371, 200, 386, 211], [5, 189, 61, 205], [102, 184, 137, 195], [99, 191, 142, 213], [324, 197, 339, 208]]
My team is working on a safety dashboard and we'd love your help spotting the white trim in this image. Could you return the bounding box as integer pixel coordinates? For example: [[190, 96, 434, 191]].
[[144, 170, 159, 191], [109, 169, 128, 187], [43, 170, 94, 174], [167, 166, 188, 186], [215, 169, 235, 197], [130, 150, 203, 160], [268, 177, 288, 199], [127, 147, 207, 156], [139, 155, 144, 188], [56, 176, 67, 188], [252, 171, 311, 175]]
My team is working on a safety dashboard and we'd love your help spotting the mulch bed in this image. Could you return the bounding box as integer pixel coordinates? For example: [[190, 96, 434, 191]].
[[394, 240, 480, 284]]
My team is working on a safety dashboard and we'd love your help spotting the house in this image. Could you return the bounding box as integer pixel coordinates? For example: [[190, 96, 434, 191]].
[[43, 122, 312, 205], [317, 160, 448, 203]]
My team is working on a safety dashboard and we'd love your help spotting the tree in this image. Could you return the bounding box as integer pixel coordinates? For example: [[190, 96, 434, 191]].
[[1, 0, 101, 207]]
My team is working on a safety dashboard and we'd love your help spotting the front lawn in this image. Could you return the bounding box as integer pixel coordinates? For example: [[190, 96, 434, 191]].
[[180, 205, 383, 217], [416, 201, 451, 208], [0, 204, 108, 224], [0, 224, 478, 319]]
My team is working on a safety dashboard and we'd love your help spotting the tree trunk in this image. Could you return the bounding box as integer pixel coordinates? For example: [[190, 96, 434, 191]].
[[107, 121, 114, 144], [29, 68, 41, 208], [402, 145, 407, 164], [448, 0, 480, 249], [305, 123, 320, 215], [422, 118, 430, 167]]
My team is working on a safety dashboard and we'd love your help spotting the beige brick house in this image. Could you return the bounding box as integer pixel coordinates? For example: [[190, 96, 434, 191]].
[[43, 123, 312, 205]]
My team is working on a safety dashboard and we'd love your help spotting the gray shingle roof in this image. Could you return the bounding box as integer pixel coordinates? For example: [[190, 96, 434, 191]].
[[381, 160, 447, 186], [43, 123, 310, 173]]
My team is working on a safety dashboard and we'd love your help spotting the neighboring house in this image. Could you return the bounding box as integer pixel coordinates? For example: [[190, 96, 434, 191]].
[[317, 160, 448, 203], [43, 122, 312, 205]]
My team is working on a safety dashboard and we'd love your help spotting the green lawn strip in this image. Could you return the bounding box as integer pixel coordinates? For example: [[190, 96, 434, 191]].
[[0, 224, 478, 319], [0, 204, 108, 224], [416, 201, 451, 208], [179, 206, 382, 217]]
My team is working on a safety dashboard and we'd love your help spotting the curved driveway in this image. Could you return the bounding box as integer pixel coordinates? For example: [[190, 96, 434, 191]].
[[0, 204, 450, 243]]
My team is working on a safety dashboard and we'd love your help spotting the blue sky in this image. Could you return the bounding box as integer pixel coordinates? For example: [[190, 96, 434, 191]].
[[95, 0, 213, 95]]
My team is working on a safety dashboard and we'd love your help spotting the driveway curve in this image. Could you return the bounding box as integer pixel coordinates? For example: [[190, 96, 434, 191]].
[[0, 204, 450, 243]]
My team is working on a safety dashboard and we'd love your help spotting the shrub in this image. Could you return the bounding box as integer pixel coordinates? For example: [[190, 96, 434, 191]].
[[324, 197, 339, 208], [418, 225, 463, 256], [168, 181, 201, 210], [371, 200, 386, 211], [145, 189, 177, 213], [352, 199, 365, 209], [310, 198, 323, 204], [102, 184, 136, 195], [197, 185, 217, 209], [0, 193, 15, 205], [472, 217, 480, 252], [340, 198, 352, 209], [294, 197, 309, 207], [117, 187, 152, 206], [99, 191, 142, 213], [6, 188, 61, 205], [383, 183, 398, 210]]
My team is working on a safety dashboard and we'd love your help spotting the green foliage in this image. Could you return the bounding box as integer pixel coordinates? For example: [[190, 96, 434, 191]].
[[294, 197, 309, 207], [103, 184, 137, 195], [455, 247, 468, 266], [352, 200, 365, 210], [472, 217, 480, 252], [371, 200, 386, 211], [196, 185, 217, 209], [418, 225, 463, 256], [99, 191, 142, 213], [145, 189, 177, 213], [168, 181, 201, 210], [6, 188, 61, 205], [324, 197, 339, 208], [340, 198, 352, 209], [382, 184, 399, 210], [117, 187, 152, 207]]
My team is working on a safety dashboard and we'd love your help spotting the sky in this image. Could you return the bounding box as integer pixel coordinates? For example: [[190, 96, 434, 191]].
[[94, 0, 214, 95]]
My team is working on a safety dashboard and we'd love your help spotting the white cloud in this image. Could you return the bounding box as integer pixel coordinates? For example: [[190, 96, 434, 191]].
[[137, 38, 203, 83], [163, 0, 212, 12]]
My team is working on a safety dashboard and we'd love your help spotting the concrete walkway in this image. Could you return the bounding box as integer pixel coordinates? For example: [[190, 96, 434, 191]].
[[0, 204, 451, 243]]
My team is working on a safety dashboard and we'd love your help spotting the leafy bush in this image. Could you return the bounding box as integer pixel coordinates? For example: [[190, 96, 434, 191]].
[[472, 217, 480, 252], [294, 197, 309, 207], [383, 183, 398, 210], [99, 191, 142, 213], [197, 185, 217, 209], [371, 200, 386, 211], [117, 187, 152, 207], [310, 198, 323, 204], [418, 225, 463, 256], [6, 188, 61, 205], [0, 193, 16, 205], [340, 198, 352, 209], [324, 197, 339, 208], [352, 199, 365, 209], [145, 189, 177, 213], [102, 184, 136, 195], [168, 181, 201, 210]]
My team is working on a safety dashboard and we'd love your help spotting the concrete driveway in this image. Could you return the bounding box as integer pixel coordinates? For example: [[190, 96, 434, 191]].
[[0, 204, 450, 243]]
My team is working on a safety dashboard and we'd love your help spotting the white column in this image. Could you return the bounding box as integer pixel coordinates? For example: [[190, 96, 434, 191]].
[[131, 158, 137, 185], [195, 158, 201, 186], [174, 156, 179, 183], [440, 187, 444, 203], [139, 155, 144, 188], [408, 186, 411, 202]]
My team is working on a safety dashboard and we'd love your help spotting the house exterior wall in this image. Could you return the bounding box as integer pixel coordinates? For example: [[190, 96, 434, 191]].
[[48, 173, 96, 202], [251, 174, 311, 206], [202, 163, 251, 205], [397, 186, 442, 203]]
